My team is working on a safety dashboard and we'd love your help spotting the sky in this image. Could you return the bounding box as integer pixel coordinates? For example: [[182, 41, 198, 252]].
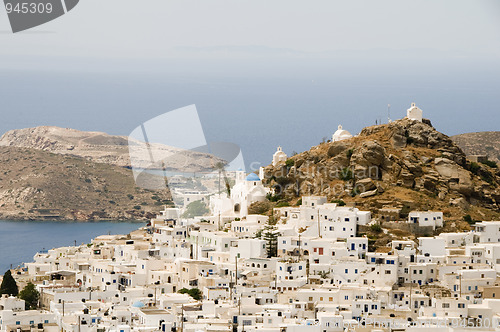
[[0, 0, 499, 167]]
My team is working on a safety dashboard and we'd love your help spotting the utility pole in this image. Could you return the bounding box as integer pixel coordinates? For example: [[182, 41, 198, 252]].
[[298, 233, 301, 262], [235, 256, 238, 288], [317, 209, 321, 238], [180, 305, 184, 332], [459, 273, 462, 297], [409, 267, 412, 311], [230, 266, 233, 301]]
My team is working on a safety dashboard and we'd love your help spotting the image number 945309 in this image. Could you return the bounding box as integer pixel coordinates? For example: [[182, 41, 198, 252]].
[[3, 0, 79, 33]]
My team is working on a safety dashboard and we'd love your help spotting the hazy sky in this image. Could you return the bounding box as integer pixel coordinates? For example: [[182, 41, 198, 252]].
[[1, 0, 500, 63]]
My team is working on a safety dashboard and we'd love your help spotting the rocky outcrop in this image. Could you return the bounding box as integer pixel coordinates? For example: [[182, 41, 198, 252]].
[[262, 119, 500, 222]]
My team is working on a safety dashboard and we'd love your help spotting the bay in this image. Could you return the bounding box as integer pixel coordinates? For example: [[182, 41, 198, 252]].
[[0, 220, 144, 273]]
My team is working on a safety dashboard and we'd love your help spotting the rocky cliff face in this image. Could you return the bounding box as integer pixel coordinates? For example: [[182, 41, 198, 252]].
[[262, 119, 500, 226]]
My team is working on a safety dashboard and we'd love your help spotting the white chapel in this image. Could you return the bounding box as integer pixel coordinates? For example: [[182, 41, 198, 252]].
[[406, 102, 423, 122], [272, 146, 287, 166], [332, 125, 353, 142]]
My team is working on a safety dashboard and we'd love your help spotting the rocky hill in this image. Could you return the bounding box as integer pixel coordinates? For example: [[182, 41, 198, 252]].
[[262, 119, 500, 230], [451, 131, 500, 163], [0, 146, 171, 221], [0, 126, 219, 171]]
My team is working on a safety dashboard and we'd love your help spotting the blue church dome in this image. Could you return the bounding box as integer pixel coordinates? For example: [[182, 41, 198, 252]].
[[132, 301, 145, 308], [245, 173, 261, 181]]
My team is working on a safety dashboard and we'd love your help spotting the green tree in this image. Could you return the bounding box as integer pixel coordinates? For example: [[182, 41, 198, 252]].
[[182, 200, 209, 218], [0, 270, 18, 296], [178, 287, 202, 300], [262, 222, 280, 258], [19, 282, 39, 310]]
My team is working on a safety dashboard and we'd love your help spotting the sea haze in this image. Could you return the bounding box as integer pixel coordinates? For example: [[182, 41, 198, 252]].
[[0, 56, 499, 170]]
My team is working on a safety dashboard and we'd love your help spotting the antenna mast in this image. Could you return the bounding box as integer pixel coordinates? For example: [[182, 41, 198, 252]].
[[387, 104, 391, 123]]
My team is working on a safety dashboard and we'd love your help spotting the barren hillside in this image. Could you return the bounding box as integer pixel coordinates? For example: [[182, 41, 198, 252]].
[[0, 147, 171, 221], [451, 131, 500, 163]]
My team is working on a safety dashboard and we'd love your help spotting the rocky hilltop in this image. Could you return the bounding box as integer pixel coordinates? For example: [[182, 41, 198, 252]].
[[451, 131, 500, 163], [262, 119, 500, 229], [0, 146, 171, 221]]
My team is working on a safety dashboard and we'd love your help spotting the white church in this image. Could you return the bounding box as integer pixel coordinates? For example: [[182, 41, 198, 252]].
[[332, 124, 353, 142], [272, 146, 287, 166], [209, 170, 269, 220], [406, 102, 423, 122]]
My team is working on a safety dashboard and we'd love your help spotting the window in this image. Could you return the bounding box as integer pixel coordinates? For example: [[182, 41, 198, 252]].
[[442, 303, 450, 308], [458, 303, 465, 308]]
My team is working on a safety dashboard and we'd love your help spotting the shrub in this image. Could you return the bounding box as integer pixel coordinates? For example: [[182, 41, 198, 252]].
[[463, 214, 472, 223], [331, 199, 346, 206], [470, 162, 480, 175], [182, 201, 209, 218], [276, 201, 290, 208], [285, 159, 295, 168], [346, 149, 354, 159], [399, 205, 412, 219], [295, 198, 302, 206], [339, 167, 353, 181], [133, 205, 141, 210], [370, 224, 382, 233], [463, 214, 478, 225], [266, 193, 282, 202], [178, 288, 202, 300], [481, 160, 498, 168]]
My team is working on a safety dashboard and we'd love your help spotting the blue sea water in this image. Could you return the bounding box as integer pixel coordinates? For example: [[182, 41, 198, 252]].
[[0, 220, 144, 273], [1, 57, 499, 171]]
